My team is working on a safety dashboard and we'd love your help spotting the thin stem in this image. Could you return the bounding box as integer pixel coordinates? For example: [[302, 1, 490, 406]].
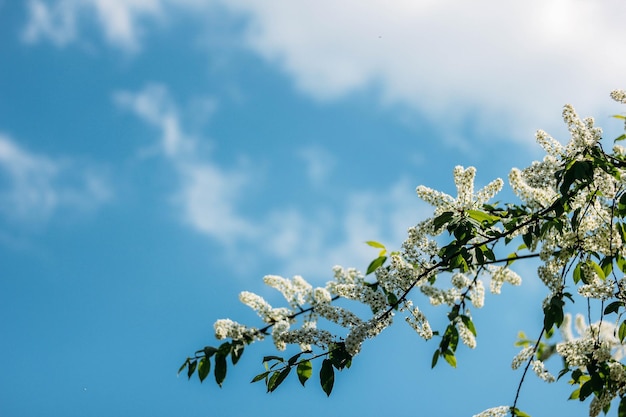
[[511, 328, 546, 412]]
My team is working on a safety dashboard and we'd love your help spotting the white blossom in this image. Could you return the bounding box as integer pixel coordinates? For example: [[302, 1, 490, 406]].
[[531, 360, 555, 383], [487, 266, 522, 294], [512, 346, 534, 369], [416, 165, 503, 215], [405, 306, 433, 340], [213, 319, 260, 341], [472, 406, 510, 417]]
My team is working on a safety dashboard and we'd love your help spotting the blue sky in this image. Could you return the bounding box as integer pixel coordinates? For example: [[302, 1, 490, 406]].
[[2, 1, 626, 416]]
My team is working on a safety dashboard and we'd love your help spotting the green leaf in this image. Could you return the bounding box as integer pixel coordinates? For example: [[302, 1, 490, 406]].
[[522, 232, 533, 250], [365, 241, 386, 249], [604, 301, 624, 315], [572, 262, 582, 284], [297, 360, 313, 386], [251, 371, 270, 383], [618, 255, 626, 274], [214, 352, 227, 387], [579, 380, 594, 401], [619, 320, 626, 343], [618, 396, 626, 417], [262, 355, 284, 363], [320, 359, 335, 396], [178, 359, 189, 376], [366, 256, 387, 275], [187, 359, 197, 380], [589, 260, 605, 280], [231, 342, 244, 365], [267, 368, 290, 392], [431, 350, 439, 368], [198, 357, 210, 383], [511, 408, 531, 417], [443, 351, 457, 368], [601, 257, 614, 277], [568, 388, 580, 400], [460, 315, 477, 337], [615, 133, 626, 143], [203, 346, 218, 358], [287, 351, 307, 366], [467, 209, 499, 225], [329, 343, 352, 370], [433, 211, 454, 230]]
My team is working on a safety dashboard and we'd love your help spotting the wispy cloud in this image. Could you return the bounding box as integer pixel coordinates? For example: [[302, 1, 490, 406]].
[[0, 134, 112, 223], [25, 0, 626, 144], [297, 146, 336, 187], [224, 0, 626, 143], [115, 83, 429, 277], [114, 84, 258, 245], [22, 0, 163, 51], [22, 0, 77, 47]]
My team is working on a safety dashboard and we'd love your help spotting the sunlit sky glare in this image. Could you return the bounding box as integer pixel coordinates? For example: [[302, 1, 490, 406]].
[[2, 1, 626, 416]]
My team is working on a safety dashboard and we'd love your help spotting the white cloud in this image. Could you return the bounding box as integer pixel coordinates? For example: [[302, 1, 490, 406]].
[[22, 0, 77, 47], [115, 84, 258, 245], [22, 0, 163, 51], [222, 0, 626, 143], [296, 146, 336, 186], [116, 84, 430, 278], [0, 134, 112, 222], [26, 0, 626, 143]]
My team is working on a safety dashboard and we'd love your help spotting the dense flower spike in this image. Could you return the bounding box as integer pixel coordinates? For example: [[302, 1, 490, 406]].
[[416, 165, 503, 215], [185, 90, 626, 417], [472, 406, 510, 417]]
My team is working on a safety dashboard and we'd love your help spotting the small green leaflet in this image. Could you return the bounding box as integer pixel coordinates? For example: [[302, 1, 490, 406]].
[[297, 360, 312, 386], [214, 352, 227, 387], [366, 256, 387, 275], [511, 408, 531, 417], [620, 320, 626, 343], [467, 209, 499, 225], [320, 359, 334, 396], [443, 351, 457, 368], [198, 357, 210, 383], [267, 368, 290, 392], [250, 371, 270, 383]]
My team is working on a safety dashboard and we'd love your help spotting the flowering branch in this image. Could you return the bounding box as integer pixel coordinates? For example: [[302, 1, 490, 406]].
[[181, 90, 626, 417]]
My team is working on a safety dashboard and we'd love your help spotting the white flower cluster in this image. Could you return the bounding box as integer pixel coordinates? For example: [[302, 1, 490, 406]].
[[487, 266, 522, 294], [214, 319, 260, 341], [345, 313, 394, 356], [416, 165, 503, 216], [327, 266, 386, 313], [511, 346, 535, 370], [405, 306, 433, 340], [375, 254, 423, 295], [239, 291, 292, 323], [537, 258, 565, 293], [275, 323, 333, 351], [314, 303, 363, 328], [577, 278, 614, 300], [420, 284, 460, 307], [469, 279, 485, 309], [328, 283, 386, 313], [589, 392, 612, 417], [263, 274, 313, 309], [456, 317, 476, 349], [557, 314, 626, 368], [531, 360, 555, 383], [509, 159, 559, 209], [472, 406, 510, 417], [611, 89, 626, 104], [402, 219, 441, 263]]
